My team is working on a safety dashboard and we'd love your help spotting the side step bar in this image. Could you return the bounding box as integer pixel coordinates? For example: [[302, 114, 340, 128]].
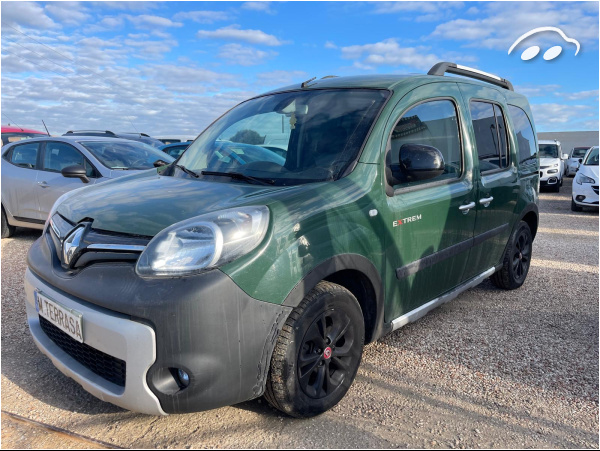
[[391, 267, 496, 331]]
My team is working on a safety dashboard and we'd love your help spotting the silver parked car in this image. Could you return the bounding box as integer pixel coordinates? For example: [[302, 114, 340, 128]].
[[1, 136, 174, 237], [566, 146, 593, 177]]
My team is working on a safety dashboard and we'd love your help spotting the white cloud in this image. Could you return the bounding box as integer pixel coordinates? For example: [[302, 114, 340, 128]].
[[197, 25, 286, 46], [1, 1, 58, 29], [218, 44, 275, 66], [93, 15, 125, 30], [123, 37, 179, 59], [373, 1, 463, 22], [44, 2, 91, 27], [341, 39, 443, 71], [531, 103, 592, 126], [324, 41, 338, 49], [557, 90, 599, 101], [241, 2, 275, 14], [128, 14, 183, 29], [255, 70, 308, 88], [92, 1, 158, 12], [173, 10, 231, 24], [430, 2, 599, 51], [514, 84, 561, 97]]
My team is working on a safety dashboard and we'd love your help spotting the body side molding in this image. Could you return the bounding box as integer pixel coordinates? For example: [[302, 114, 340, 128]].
[[396, 223, 509, 280]]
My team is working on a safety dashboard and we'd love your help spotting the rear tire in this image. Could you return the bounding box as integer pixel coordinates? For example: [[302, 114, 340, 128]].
[[1, 207, 15, 239], [491, 221, 533, 290], [265, 281, 364, 418], [571, 198, 583, 212]]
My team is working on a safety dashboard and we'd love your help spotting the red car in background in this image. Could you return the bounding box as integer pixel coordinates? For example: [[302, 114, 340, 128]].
[[1, 126, 48, 146]]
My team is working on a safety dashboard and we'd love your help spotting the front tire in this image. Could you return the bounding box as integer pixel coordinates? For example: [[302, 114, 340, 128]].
[[265, 281, 364, 418], [491, 221, 533, 290], [1, 207, 15, 239]]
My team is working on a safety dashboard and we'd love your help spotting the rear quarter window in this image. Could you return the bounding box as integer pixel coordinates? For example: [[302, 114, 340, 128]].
[[507, 105, 537, 170]]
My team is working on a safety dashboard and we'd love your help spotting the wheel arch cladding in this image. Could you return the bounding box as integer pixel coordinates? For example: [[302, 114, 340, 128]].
[[282, 254, 386, 344], [520, 205, 539, 239]]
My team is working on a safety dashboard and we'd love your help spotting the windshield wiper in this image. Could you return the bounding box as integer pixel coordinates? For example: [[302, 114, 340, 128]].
[[201, 171, 275, 185], [175, 164, 199, 178]]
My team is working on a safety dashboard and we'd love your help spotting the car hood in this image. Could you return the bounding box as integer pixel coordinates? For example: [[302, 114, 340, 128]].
[[57, 169, 303, 236], [539, 157, 560, 167]]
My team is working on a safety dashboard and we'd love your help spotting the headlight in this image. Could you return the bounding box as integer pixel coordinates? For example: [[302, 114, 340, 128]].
[[553, 163, 559, 167], [548, 169, 558, 174], [136, 206, 269, 277], [576, 174, 595, 185]]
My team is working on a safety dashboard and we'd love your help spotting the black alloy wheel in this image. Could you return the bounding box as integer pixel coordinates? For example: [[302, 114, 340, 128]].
[[297, 308, 358, 399], [511, 227, 531, 284]]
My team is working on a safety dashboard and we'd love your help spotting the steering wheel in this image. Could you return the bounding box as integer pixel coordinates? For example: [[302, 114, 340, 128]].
[[129, 158, 148, 168], [208, 145, 246, 168]]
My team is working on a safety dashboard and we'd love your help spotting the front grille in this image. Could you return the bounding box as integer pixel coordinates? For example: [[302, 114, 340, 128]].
[[593, 186, 599, 195], [39, 316, 126, 387]]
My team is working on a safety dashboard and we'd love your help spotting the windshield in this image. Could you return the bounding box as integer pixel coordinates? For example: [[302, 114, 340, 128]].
[[572, 147, 589, 158], [583, 146, 599, 166], [80, 140, 174, 169], [176, 89, 389, 185], [538, 144, 559, 158]]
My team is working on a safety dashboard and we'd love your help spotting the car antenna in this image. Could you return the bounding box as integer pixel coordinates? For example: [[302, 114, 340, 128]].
[[1, 112, 23, 131], [301, 77, 316, 88], [42, 120, 50, 135]]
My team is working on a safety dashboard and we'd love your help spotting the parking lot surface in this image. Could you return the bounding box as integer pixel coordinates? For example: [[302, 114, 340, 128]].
[[1, 177, 598, 448]]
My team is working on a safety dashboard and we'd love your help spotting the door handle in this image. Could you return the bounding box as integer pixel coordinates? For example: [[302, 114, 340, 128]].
[[37, 181, 50, 188], [479, 196, 494, 207], [459, 202, 476, 214]]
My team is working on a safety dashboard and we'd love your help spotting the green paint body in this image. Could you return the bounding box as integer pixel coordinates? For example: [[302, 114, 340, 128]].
[[56, 75, 539, 323]]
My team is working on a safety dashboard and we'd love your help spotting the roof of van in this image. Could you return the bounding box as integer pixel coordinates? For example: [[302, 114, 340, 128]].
[[262, 73, 527, 99]]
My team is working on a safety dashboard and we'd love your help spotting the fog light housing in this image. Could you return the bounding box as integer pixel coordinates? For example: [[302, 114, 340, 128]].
[[576, 195, 586, 202], [177, 369, 190, 387]]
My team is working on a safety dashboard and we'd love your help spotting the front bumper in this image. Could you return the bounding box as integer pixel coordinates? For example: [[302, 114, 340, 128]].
[[539, 168, 560, 184], [26, 232, 292, 414], [572, 182, 599, 206], [25, 268, 166, 415]]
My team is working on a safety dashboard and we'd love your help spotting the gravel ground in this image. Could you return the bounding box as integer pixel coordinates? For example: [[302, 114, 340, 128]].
[[1, 177, 598, 448]]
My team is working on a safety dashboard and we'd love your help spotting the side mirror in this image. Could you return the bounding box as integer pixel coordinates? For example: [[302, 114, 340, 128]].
[[579, 158, 583, 164], [61, 165, 89, 183], [388, 144, 445, 185], [562, 153, 569, 160]]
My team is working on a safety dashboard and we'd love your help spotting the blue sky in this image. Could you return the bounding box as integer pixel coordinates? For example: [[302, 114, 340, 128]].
[[1, 1, 598, 136]]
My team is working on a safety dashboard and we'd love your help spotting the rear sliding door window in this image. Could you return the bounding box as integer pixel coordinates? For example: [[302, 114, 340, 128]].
[[470, 101, 509, 172]]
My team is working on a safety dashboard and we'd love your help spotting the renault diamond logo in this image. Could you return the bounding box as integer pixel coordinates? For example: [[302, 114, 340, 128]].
[[62, 226, 85, 267]]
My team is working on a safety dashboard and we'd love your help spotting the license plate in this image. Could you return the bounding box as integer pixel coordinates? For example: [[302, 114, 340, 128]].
[[35, 291, 84, 343]]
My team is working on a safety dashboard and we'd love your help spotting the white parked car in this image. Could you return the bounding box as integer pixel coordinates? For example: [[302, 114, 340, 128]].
[[571, 146, 599, 211], [538, 139, 568, 192], [566, 146, 591, 177]]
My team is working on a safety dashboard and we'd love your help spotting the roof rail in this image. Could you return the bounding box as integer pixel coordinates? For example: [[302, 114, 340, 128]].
[[428, 62, 514, 91], [65, 130, 116, 135]]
